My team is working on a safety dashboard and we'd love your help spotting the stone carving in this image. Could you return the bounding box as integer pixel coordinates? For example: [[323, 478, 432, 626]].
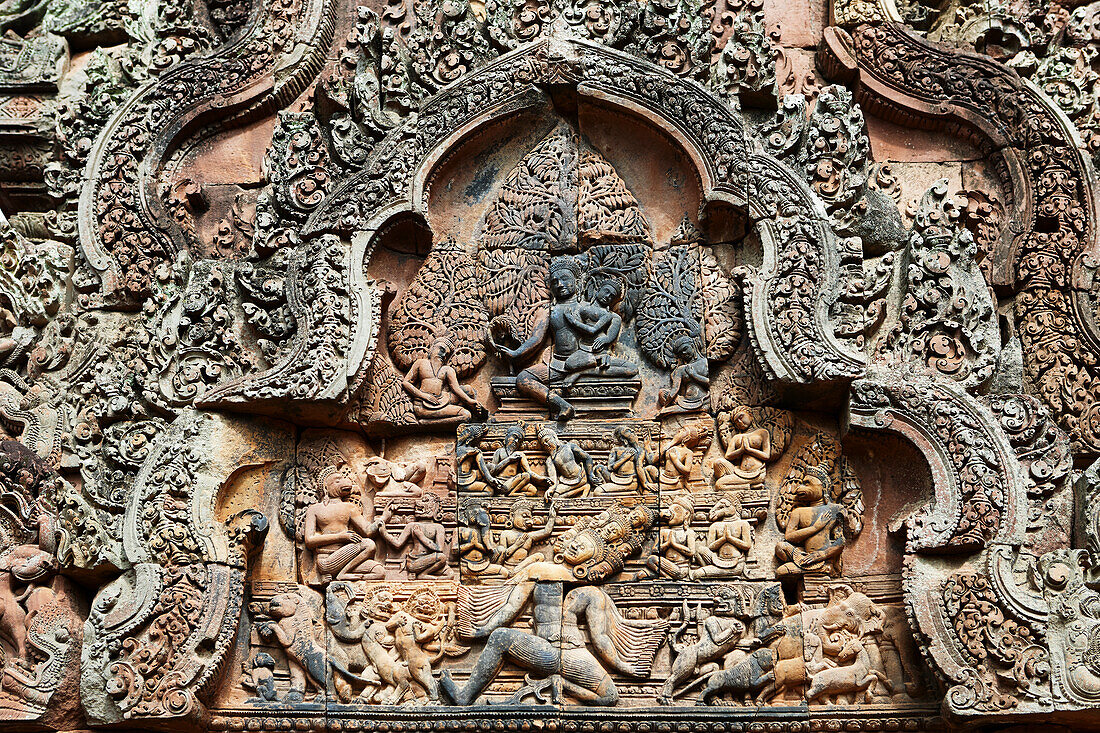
[[8, 0, 1100, 727], [379, 493, 453, 579], [775, 435, 863, 578], [878, 180, 999, 390], [692, 494, 753, 579], [711, 405, 792, 492], [537, 425, 596, 499], [255, 589, 360, 702], [659, 422, 711, 493], [302, 469, 385, 584]]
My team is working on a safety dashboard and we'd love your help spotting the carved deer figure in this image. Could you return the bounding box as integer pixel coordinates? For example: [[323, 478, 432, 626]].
[[805, 637, 891, 705]]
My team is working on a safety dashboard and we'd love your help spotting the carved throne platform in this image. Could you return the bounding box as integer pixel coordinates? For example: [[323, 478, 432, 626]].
[[491, 376, 642, 418]]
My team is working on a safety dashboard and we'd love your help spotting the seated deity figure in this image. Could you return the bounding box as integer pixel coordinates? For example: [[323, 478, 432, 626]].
[[559, 277, 638, 388], [656, 335, 709, 417], [710, 407, 772, 491], [489, 257, 635, 420], [302, 469, 386, 583], [659, 423, 709, 492], [400, 336, 488, 425], [456, 423, 505, 495], [774, 466, 846, 578], [486, 424, 551, 496], [537, 426, 596, 499], [594, 426, 658, 494], [455, 499, 509, 578], [379, 493, 454, 579], [691, 494, 753, 579]]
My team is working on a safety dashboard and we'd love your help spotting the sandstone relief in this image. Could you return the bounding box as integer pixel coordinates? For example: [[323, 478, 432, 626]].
[[0, 0, 1098, 729]]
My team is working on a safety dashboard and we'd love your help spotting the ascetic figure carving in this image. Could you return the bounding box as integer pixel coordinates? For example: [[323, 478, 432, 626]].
[[659, 423, 708, 492], [537, 426, 596, 499], [657, 335, 710, 417], [497, 499, 557, 570], [650, 494, 697, 579], [486, 424, 550, 496], [456, 423, 505, 495], [774, 467, 846, 578], [303, 469, 385, 583], [401, 336, 487, 425], [691, 494, 753, 579], [594, 426, 657, 494]]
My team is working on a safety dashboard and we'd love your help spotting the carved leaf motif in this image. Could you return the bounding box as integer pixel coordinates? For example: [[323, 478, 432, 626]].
[[477, 128, 577, 343], [388, 237, 489, 377], [352, 348, 417, 433], [699, 245, 742, 361], [577, 149, 650, 243], [940, 570, 1050, 711], [637, 243, 703, 369]]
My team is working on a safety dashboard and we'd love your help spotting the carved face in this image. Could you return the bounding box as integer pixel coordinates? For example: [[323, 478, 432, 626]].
[[268, 593, 300, 619], [562, 533, 598, 565], [595, 280, 621, 307], [712, 589, 739, 616], [733, 409, 753, 431], [538, 430, 561, 450], [797, 475, 825, 504], [672, 335, 696, 361], [366, 589, 394, 620], [365, 458, 392, 486], [431, 338, 454, 361], [510, 506, 532, 530], [548, 268, 578, 300], [463, 502, 489, 527], [710, 496, 740, 521], [505, 427, 523, 451], [627, 505, 652, 530], [415, 493, 442, 519], [325, 471, 354, 499], [665, 499, 692, 526]]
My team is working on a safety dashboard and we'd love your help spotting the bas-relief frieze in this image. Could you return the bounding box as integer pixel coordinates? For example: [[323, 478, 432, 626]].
[[0, 0, 1096, 729]]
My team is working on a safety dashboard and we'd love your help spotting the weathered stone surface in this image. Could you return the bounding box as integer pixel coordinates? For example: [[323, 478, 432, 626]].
[[0, 0, 1099, 729]]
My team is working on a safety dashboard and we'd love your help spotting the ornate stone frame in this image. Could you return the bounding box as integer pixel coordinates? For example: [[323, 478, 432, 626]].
[[204, 35, 865, 417]]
